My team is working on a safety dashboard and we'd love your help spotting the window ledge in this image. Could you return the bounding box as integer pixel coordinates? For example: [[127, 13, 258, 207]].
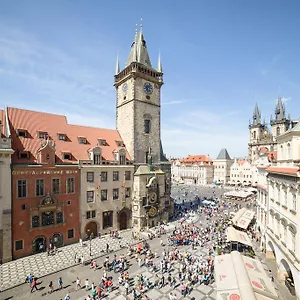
[[290, 209, 297, 215], [282, 205, 288, 210]]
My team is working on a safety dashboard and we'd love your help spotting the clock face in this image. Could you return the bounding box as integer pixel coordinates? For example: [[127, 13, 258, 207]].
[[149, 192, 157, 204], [144, 82, 153, 95], [122, 83, 128, 94]]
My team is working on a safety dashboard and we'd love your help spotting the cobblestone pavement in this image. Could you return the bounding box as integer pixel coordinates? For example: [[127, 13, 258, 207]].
[[0, 230, 147, 292]]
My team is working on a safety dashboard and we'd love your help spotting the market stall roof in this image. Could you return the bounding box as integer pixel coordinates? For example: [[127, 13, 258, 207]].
[[215, 251, 278, 300], [232, 208, 255, 230], [226, 226, 252, 247]]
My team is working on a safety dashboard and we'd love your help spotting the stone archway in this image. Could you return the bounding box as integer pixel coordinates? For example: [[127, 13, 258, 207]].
[[85, 221, 98, 238], [280, 259, 296, 296], [32, 235, 46, 254], [119, 211, 128, 230], [52, 232, 64, 247]]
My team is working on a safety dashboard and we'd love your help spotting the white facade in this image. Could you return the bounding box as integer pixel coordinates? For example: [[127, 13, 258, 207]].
[[213, 160, 233, 184], [263, 122, 300, 299], [230, 159, 256, 185], [171, 158, 214, 185]]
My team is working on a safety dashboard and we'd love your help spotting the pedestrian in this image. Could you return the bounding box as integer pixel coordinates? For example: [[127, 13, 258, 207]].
[[74, 252, 78, 263], [106, 243, 109, 253], [85, 278, 89, 290], [58, 277, 63, 289], [76, 277, 81, 290], [64, 294, 70, 300], [30, 277, 39, 293], [124, 281, 129, 295], [48, 280, 53, 294]]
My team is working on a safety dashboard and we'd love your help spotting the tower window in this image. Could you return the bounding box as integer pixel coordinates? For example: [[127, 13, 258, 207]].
[[276, 127, 280, 136], [144, 119, 151, 134]]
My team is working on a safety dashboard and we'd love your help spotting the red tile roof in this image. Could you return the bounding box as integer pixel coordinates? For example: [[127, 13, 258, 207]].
[[266, 166, 299, 176], [237, 159, 248, 166], [180, 155, 213, 166], [7, 107, 131, 164], [255, 183, 267, 191]]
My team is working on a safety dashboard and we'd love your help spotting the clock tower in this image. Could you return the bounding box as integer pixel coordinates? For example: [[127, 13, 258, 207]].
[[114, 27, 163, 165], [114, 27, 173, 229]]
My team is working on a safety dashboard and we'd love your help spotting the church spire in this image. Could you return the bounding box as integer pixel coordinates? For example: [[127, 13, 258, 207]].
[[126, 23, 152, 68], [157, 52, 162, 72], [252, 103, 261, 125], [275, 96, 286, 121], [115, 55, 120, 75]]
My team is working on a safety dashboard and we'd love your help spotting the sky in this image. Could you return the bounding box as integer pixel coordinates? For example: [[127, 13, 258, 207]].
[[1, 0, 300, 159]]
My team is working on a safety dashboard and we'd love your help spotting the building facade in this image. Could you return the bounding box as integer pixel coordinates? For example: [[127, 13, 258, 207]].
[[213, 148, 234, 184], [0, 109, 14, 263], [171, 155, 214, 185], [229, 159, 255, 185], [114, 27, 172, 229], [248, 97, 292, 164], [264, 121, 300, 299]]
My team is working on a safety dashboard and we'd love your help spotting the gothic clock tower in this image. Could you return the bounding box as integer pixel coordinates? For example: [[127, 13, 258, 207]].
[[114, 26, 173, 229]]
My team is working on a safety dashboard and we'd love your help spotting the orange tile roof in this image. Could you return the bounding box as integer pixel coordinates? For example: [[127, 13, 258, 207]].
[[180, 155, 213, 166], [266, 166, 299, 176], [237, 159, 248, 166], [255, 183, 267, 191], [7, 107, 131, 164]]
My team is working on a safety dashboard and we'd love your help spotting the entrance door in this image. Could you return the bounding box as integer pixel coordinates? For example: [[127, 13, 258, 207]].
[[52, 233, 64, 247], [119, 211, 127, 230], [32, 236, 46, 254], [85, 221, 98, 238]]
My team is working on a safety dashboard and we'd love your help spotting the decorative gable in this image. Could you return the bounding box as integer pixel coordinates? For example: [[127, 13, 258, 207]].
[[37, 138, 56, 164]]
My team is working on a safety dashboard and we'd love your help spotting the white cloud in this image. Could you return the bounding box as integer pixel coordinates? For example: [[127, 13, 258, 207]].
[[161, 100, 185, 105]]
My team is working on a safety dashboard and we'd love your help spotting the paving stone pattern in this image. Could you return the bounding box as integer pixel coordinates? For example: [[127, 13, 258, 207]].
[[0, 230, 146, 292]]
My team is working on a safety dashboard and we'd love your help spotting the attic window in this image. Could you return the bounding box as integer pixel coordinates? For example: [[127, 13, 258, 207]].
[[58, 133, 66, 141], [78, 136, 87, 144], [19, 151, 29, 159], [17, 129, 27, 137], [116, 140, 123, 147], [38, 131, 48, 139], [99, 139, 107, 146], [62, 152, 72, 160]]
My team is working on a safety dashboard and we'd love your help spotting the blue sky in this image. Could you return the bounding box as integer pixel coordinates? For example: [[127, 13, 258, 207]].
[[1, 0, 300, 159]]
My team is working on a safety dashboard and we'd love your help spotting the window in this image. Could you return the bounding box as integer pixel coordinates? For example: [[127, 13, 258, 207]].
[[276, 127, 280, 136], [67, 200, 71, 206], [35, 179, 44, 196], [52, 178, 60, 194], [113, 188, 119, 200], [125, 187, 131, 198], [145, 151, 149, 163], [292, 194, 297, 211], [21, 204, 26, 210], [19, 151, 29, 159], [68, 229, 74, 239], [144, 119, 151, 133], [113, 171, 119, 181], [101, 172, 108, 182], [101, 189, 108, 201], [99, 139, 106, 146], [125, 171, 131, 180], [120, 155, 126, 165], [78, 137, 87, 144], [66, 178, 75, 193], [63, 153, 72, 160], [56, 212, 63, 224], [94, 154, 101, 165], [17, 129, 27, 137], [103, 211, 113, 229], [42, 211, 54, 226], [87, 172, 94, 182], [39, 131, 48, 139], [86, 210, 96, 219], [87, 191, 94, 203], [17, 180, 27, 198], [32, 216, 39, 228], [15, 240, 23, 251], [58, 133, 66, 140]]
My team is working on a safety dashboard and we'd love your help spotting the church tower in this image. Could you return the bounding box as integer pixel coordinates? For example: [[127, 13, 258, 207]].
[[114, 26, 163, 165], [270, 97, 291, 140]]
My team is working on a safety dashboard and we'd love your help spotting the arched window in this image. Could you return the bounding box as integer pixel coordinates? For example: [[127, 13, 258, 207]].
[[276, 127, 280, 136], [253, 131, 256, 139], [42, 211, 54, 226], [56, 212, 63, 224], [144, 119, 151, 133]]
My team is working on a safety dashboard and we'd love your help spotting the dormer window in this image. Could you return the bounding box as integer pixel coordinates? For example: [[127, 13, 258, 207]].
[[114, 151, 119, 161], [120, 155, 126, 165], [62, 152, 72, 160], [116, 140, 123, 147], [78, 136, 87, 144], [58, 133, 66, 141], [17, 129, 27, 138], [19, 151, 29, 159], [38, 131, 48, 139], [94, 154, 101, 165], [98, 139, 107, 146]]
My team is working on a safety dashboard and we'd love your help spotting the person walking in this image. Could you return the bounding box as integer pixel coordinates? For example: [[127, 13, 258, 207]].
[[48, 280, 53, 294], [64, 294, 70, 300], [124, 281, 129, 295], [106, 243, 109, 253], [58, 277, 63, 289], [76, 277, 81, 290], [30, 277, 39, 293], [85, 278, 89, 290]]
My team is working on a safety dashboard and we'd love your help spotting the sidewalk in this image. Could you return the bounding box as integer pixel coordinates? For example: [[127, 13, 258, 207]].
[[0, 230, 147, 292]]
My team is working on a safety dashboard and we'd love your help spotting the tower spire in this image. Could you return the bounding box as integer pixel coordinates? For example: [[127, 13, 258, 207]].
[[252, 102, 261, 125], [157, 51, 162, 72], [115, 54, 120, 75]]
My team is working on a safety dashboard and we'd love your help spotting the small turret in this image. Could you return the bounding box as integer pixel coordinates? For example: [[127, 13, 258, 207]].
[[115, 55, 120, 75], [250, 103, 261, 127], [157, 52, 162, 72]]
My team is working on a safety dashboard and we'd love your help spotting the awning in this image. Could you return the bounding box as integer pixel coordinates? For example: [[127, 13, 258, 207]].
[[215, 251, 278, 300], [232, 208, 255, 230], [226, 226, 252, 247]]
